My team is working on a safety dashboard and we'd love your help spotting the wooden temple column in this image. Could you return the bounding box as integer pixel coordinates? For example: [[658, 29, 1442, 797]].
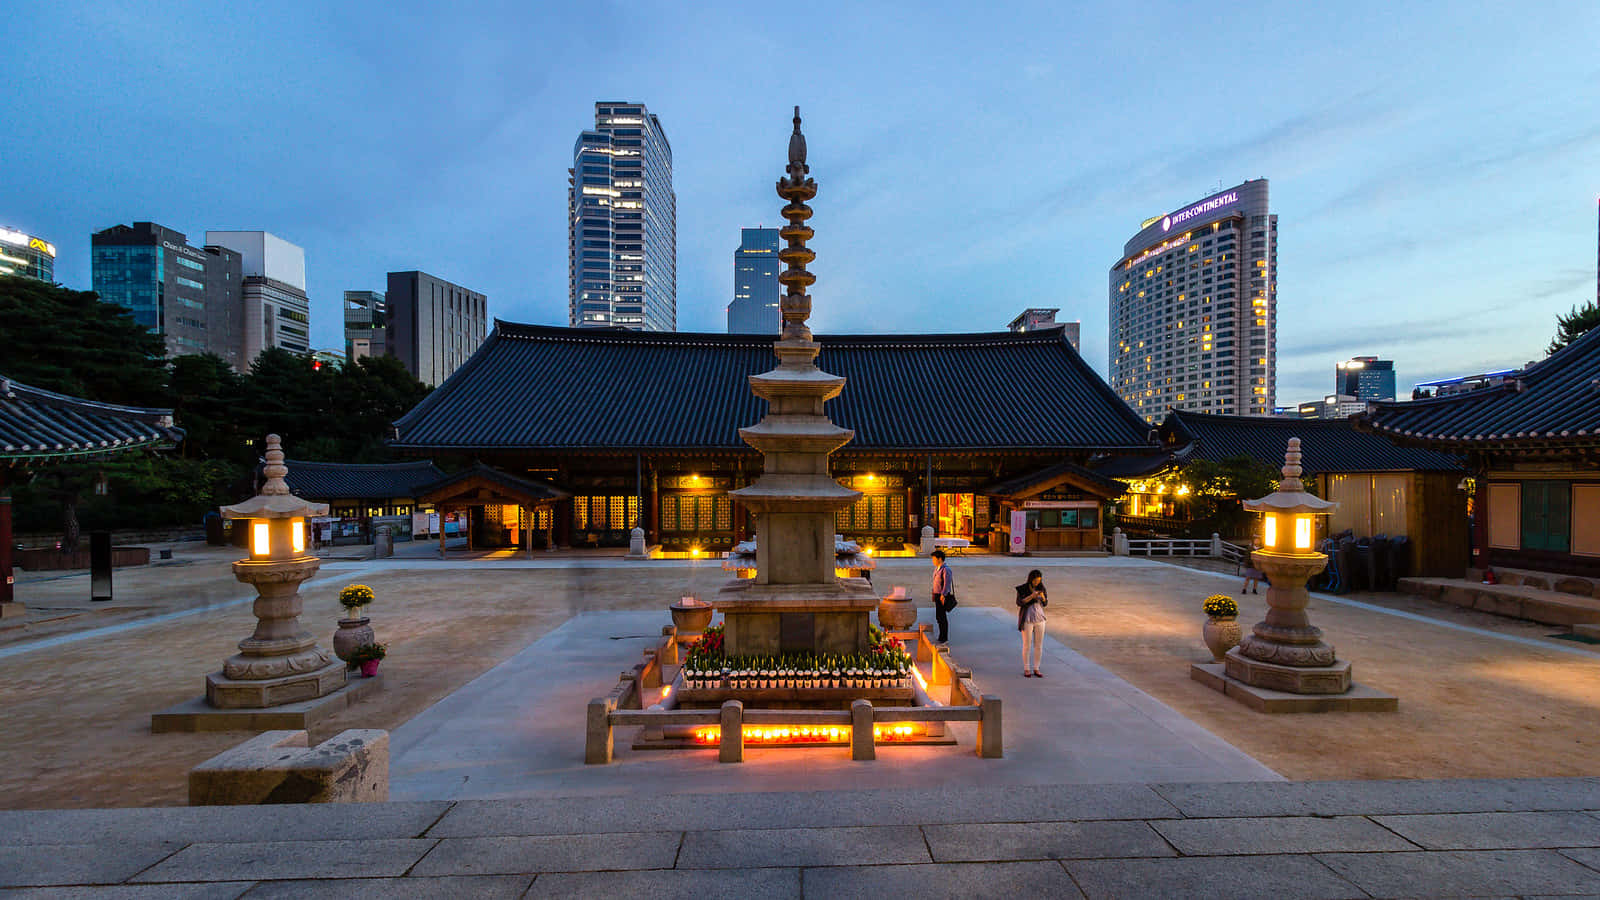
[[648, 470, 660, 545], [545, 503, 556, 552], [438, 506, 448, 559]]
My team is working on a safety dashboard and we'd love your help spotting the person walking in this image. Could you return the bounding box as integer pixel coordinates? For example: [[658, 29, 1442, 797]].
[[930, 549, 955, 644], [1241, 538, 1263, 594], [1016, 569, 1048, 677]]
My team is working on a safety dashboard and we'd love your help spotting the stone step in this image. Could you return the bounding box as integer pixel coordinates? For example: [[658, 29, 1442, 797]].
[[1399, 577, 1600, 627], [1469, 566, 1598, 598]]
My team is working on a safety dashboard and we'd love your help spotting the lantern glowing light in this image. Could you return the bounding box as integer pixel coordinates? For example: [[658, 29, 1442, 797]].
[[1263, 514, 1278, 549], [291, 520, 305, 554], [251, 522, 271, 557]]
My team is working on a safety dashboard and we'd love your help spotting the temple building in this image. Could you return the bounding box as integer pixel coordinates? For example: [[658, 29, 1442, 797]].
[[1362, 326, 1600, 579], [390, 320, 1158, 553]]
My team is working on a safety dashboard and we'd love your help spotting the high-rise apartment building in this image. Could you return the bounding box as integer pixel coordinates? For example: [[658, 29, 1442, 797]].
[[568, 101, 676, 331], [91, 222, 244, 367], [344, 290, 387, 362], [0, 226, 56, 282], [727, 227, 780, 334], [1336, 357, 1396, 402], [386, 271, 487, 386], [1109, 180, 1277, 422], [205, 231, 311, 360]]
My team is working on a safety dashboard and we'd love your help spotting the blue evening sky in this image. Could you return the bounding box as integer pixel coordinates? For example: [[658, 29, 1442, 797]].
[[7, 1, 1599, 405]]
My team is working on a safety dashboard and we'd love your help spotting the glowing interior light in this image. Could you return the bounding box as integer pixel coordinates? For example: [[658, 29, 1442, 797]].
[[291, 520, 305, 554], [1263, 514, 1278, 549], [252, 522, 270, 557], [1294, 515, 1313, 550]]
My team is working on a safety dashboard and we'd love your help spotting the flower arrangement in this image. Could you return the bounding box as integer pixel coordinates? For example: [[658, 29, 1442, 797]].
[[338, 583, 375, 618], [1203, 594, 1239, 618], [681, 646, 915, 692], [348, 642, 386, 666]]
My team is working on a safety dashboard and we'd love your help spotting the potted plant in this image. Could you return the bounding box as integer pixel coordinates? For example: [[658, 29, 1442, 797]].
[[1202, 593, 1243, 663], [333, 584, 377, 664], [349, 641, 386, 677]]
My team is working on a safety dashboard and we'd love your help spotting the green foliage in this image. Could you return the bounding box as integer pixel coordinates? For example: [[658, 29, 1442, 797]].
[[1160, 455, 1281, 540], [1549, 300, 1600, 355], [348, 642, 387, 666], [0, 274, 167, 406]]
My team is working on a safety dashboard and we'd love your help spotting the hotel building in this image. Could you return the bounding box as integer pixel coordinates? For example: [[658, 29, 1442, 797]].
[[568, 102, 676, 331], [1109, 180, 1277, 422]]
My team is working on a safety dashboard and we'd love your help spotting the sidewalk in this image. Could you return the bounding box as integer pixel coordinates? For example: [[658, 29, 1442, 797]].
[[3, 778, 1599, 897]]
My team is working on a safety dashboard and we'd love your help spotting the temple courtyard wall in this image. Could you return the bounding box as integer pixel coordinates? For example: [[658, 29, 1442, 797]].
[[1, 547, 1598, 808]]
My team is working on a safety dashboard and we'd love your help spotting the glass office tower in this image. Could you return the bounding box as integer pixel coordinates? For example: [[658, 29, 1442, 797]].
[[568, 102, 676, 331], [1109, 180, 1277, 422], [1336, 357, 1396, 402], [727, 227, 780, 334], [92, 222, 244, 368]]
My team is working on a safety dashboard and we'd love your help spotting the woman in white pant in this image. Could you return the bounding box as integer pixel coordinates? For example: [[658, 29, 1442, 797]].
[[1015, 569, 1048, 677]]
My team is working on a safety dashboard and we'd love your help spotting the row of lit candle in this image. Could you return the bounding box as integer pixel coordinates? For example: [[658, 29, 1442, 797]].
[[691, 724, 918, 744]]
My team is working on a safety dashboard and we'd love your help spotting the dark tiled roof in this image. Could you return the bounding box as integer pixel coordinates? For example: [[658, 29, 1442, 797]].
[[417, 463, 569, 504], [392, 322, 1157, 453], [1362, 326, 1600, 448], [0, 375, 182, 462], [280, 459, 446, 501], [1162, 410, 1463, 474], [981, 460, 1124, 498], [1091, 452, 1177, 479]]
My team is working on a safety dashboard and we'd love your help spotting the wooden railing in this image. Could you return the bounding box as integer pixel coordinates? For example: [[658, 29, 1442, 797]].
[[1102, 530, 1248, 565]]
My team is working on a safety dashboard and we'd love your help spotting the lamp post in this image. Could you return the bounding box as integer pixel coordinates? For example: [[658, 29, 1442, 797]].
[[1224, 437, 1351, 694], [206, 434, 345, 708]]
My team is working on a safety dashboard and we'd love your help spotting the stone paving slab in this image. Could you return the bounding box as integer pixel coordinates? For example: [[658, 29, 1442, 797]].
[[0, 802, 451, 846], [238, 875, 534, 898], [677, 825, 930, 869], [425, 783, 1180, 838], [921, 820, 1173, 861], [1152, 777, 1600, 818], [1373, 810, 1600, 850], [129, 839, 435, 883], [0, 844, 183, 888], [1317, 849, 1600, 897], [1064, 853, 1365, 899], [802, 861, 1084, 899], [1562, 847, 1600, 871], [409, 833, 681, 877], [526, 868, 801, 899], [1151, 815, 1419, 855], [0, 886, 253, 899]]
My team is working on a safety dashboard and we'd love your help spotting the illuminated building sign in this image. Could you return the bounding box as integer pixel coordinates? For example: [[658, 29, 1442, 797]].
[[161, 240, 207, 261], [0, 228, 55, 258], [1161, 191, 1239, 232]]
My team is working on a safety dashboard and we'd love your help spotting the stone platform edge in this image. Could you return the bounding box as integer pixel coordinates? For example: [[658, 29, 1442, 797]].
[[1191, 663, 1398, 713], [151, 674, 383, 734]]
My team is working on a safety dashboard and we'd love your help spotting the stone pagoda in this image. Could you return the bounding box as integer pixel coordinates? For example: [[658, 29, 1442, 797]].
[[715, 107, 878, 657]]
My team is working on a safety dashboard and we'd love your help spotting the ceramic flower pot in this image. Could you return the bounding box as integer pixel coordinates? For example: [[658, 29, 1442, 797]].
[[333, 617, 375, 663], [360, 659, 380, 677], [1203, 615, 1243, 663]]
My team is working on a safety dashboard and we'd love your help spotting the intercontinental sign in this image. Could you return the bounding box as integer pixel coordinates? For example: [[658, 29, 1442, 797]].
[[1161, 190, 1239, 232]]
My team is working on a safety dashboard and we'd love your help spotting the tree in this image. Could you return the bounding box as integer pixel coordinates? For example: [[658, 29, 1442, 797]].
[[1549, 300, 1600, 355], [168, 354, 248, 463], [0, 274, 168, 406], [1176, 455, 1282, 539]]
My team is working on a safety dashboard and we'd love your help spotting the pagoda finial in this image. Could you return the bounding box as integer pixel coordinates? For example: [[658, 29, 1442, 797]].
[[776, 106, 818, 344], [1280, 437, 1305, 493], [261, 434, 290, 496]]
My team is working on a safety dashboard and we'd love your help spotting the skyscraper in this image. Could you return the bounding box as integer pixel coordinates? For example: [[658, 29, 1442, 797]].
[[727, 227, 780, 333], [205, 231, 311, 360], [1109, 180, 1277, 422], [344, 290, 387, 362], [568, 102, 676, 331], [92, 222, 244, 368], [0, 226, 55, 282], [386, 271, 487, 386], [1007, 308, 1081, 351], [1336, 356, 1396, 402]]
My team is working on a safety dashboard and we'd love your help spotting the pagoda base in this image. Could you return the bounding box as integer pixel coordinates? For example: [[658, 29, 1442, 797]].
[[715, 577, 878, 657], [205, 660, 347, 709], [1222, 646, 1351, 694]]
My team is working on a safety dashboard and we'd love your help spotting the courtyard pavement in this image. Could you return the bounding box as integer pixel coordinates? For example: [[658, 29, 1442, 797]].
[[388, 607, 1279, 801]]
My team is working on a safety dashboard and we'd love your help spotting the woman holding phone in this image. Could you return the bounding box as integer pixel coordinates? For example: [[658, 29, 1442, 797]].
[[1015, 569, 1048, 677]]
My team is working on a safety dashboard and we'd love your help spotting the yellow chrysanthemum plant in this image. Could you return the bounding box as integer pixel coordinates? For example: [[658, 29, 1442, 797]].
[[338, 583, 376, 617], [1203, 594, 1238, 618]]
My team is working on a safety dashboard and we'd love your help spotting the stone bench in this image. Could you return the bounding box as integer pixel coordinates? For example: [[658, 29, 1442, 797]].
[[189, 729, 388, 806], [1400, 577, 1600, 627]]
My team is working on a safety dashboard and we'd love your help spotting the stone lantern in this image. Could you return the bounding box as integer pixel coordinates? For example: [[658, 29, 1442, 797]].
[[206, 434, 345, 708], [1224, 437, 1349, 693]]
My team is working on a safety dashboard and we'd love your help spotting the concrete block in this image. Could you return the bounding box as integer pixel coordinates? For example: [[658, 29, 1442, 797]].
[[188, 729, 388, 805], [977, 694, 1003, 758], [0, 843, 184, 888], [678, 825, 930, 869], [151, 674, 381, 734], [850, 699, 874, 761], [1191, 663, 1398, 713], [131, 838, 434, 882], [244, 875, 534, 899], [1151, 816, 1418, 855], [1372, 811, 1600, 850], [0, 803, 450, 846], [1067, 854, 1364, 900], [1150, 778, 1600, 819], [803, 861, 1081, 899], [719, 700, 743, 763], [410, 833, 680, 877], [585, 698, 614, 765], [922, 820, 1172, 861], [1317, 849, 1600, 898], [530, 868, 800, 899]]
